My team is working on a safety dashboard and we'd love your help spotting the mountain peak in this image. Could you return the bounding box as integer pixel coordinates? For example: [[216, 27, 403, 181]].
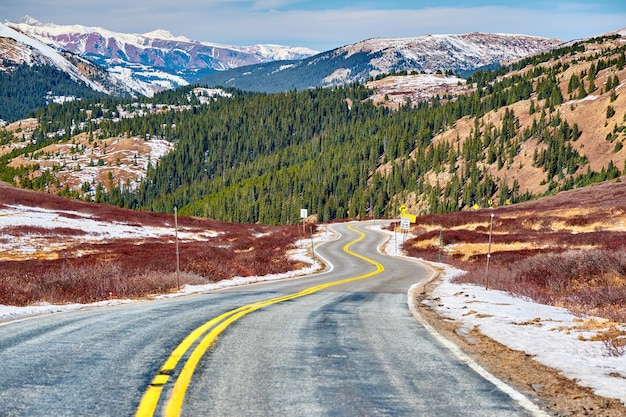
[[199, 32, 562, 93], [142, 29, 190, 42], [14, 15, 43, 26]]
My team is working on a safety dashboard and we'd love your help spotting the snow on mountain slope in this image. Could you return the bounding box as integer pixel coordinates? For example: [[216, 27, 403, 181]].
[[0, 22, 108, 93], [6, 16, 318, 96], [199, 32, 562, 93], [332, 32, 563, 79]]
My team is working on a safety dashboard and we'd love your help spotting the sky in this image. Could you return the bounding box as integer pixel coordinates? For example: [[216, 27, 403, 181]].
[[1, 1, 625, 52]]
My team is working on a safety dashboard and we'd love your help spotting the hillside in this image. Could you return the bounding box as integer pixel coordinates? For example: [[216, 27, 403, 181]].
[[396, 31, 626, 214], [0, 180, 305, 305], [0, 31, 625, 226], [127, 32, 626, 222], [0, 22, 128, 122], [0, 87, 231, 198]]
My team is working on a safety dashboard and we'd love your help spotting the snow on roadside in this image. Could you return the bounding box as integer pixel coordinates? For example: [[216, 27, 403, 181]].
[[425, 266, 626, 405], [156, 242, 328, 299], [374, 223, 626, 406]]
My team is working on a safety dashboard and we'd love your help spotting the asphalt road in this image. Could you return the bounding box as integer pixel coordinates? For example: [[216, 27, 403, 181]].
[[0, 222, 544, 417]]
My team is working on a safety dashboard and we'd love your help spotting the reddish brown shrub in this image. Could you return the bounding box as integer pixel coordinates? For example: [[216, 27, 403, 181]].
[[453, 249, 626, 322]]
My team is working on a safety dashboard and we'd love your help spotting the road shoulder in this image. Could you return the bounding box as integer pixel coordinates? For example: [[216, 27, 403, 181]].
[[412, 274, 626, 417]]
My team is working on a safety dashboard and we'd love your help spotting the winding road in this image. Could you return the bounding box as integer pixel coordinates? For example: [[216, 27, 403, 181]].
[[0, 222, 545, 416]]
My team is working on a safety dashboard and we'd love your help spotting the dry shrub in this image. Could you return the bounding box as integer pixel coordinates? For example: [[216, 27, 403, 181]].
[[603, 338, 626, 357], [0, 182, 307, 306], [2, 225, 87, 237], [584, 326, 626, 357], [187, 258, 252, 282], [442, 229, 489, 245], [454, 249, 626, 322], [0, 261, 180, 305], [0, 223, 303, 305], [0, 275, 38, 306], [516, 250, 626, 290]]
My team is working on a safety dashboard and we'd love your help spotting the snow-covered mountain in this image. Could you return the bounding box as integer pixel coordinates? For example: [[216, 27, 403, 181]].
[[6, 16, 318, 96], [0, 22, 126, 95], [334, 33, 562, 75], [199, 33, 563, 93]]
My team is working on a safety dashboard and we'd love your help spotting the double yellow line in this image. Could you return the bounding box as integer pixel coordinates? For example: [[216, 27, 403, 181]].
[[135, 224, 384, 417]]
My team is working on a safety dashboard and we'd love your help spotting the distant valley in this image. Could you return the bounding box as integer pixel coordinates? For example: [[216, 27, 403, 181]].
[[2, 16, 559, 122], [1, 17, 625, 226]]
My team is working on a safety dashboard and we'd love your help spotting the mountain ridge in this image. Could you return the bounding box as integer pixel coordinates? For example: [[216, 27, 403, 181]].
[[0, 22, 132, 122], [0, 22, 110, 93], [5, 16, 318, 96], [198, 32, 562, 92]]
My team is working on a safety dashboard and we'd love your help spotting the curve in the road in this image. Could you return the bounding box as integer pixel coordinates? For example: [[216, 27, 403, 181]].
[[135, 224, 383, 417]]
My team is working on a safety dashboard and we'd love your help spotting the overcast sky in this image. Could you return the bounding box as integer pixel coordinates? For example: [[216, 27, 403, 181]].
[[2, 1, 625, 51]]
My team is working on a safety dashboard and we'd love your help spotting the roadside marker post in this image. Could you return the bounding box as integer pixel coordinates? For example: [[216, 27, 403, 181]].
[[485, 213, 494, 290], [439, 227, 443, 263], [174, 206, 180, 289]]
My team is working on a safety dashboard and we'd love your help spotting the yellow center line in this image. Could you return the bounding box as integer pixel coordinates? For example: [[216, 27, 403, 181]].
[[135, 224, 384, 417]]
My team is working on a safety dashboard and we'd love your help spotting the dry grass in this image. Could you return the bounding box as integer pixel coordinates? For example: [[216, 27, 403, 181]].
[[404, 178, 626, 323]]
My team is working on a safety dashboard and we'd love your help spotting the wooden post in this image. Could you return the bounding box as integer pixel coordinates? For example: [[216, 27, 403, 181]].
[[486, 213, 494, 290], [439, 227, 443, 263], [175, 206, 180, 289]]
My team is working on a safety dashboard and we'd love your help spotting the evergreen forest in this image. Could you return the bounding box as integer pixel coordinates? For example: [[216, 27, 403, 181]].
[[0, 62, 107, 123]]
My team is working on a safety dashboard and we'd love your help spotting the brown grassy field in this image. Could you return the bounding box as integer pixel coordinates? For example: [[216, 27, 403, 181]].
[[402, 178, 626, 323], [0, 182, 308, 305]]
